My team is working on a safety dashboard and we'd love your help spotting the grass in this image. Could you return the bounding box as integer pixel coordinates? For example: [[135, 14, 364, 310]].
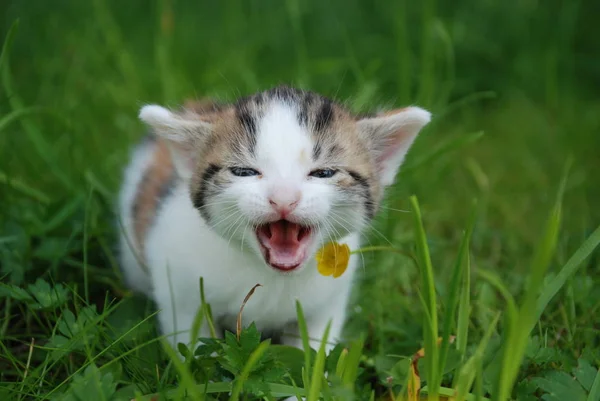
[[1, 0, 600, 400]]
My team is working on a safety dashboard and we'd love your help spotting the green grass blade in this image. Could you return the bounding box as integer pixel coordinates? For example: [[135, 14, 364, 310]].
[[1, 22, 76, 192], [475, 269, 518, 327], [439, 200, 477, 377], [335, 347, 348, 379], [433, 19, 456, 107], [136, 382, 309, 400], [588, 367, 600, 401], [536, 225, 600, 321], [91, 0, 139, 89], [476, 268, 519, 397], [199, 277, 217, 338], [136, 383, 231, 400], [307, 321, 331, 401], [0, 170, 51, 204], [189, 296, 205, 356], [438, 91, 497, 118], [456, 249, 471, 358], [2, 60, 75, 192], [341, 335, 365, 389], [161, 338, 205, 401], [494, 165, 567, 401], [84, 171, 113, 201], [267, 383, 307, 398], [402, 131, 484, 176], [38, 195, 84, 233], [285, 0, 309, 86], [296, 300, 312, 388], [417, 0, 436, 106], [392, 0, 411, 102], [410, 195, 439, 400], [155, 0, 177, 102], [0, 19, 19, 80], [474, 357, 484, 401], [454, 313, 499, 401], [229, 340, 271, 401], [422, 386, 491, 401], [82, 189, 94, 303], [0, 107, 44, 133]]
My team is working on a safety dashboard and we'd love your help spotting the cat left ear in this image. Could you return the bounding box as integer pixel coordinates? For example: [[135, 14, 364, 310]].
[[357, 106, 431, 186], [139, 105, 212, 144], [139, 104, 213, 179]]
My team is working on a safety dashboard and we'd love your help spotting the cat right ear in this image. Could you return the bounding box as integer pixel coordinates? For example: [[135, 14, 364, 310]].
[[139, 105, 212, 178], [357, 106, 431, 187]]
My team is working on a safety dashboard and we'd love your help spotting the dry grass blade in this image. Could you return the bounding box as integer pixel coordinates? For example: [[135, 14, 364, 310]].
[[237, 283, 262, 341]]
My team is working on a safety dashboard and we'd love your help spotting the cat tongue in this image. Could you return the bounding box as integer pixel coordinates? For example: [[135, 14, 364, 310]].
[[269, 220, 301, 244], [257, 221, 310, 270]]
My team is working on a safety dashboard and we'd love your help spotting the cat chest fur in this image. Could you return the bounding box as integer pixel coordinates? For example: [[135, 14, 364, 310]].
[[143, 184, 361, 336]]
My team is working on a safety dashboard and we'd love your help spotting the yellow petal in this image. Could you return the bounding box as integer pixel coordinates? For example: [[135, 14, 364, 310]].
[[316, 242, 350, 278], [316, 244, 334, 276]]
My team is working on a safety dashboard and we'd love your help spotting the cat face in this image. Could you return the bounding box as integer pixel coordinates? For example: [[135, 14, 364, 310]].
[[139, 86, 430, 273]]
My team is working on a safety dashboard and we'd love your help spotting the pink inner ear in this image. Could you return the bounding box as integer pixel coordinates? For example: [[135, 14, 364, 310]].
[[376, 131, 411, 166], [165, 139, 198, 175], [360, 106, 430, 185]]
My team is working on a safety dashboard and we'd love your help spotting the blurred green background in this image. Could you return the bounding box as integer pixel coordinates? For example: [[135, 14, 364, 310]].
[[1, 0, 599, 396]]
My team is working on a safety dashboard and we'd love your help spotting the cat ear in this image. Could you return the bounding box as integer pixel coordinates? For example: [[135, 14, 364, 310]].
[[139, 105, 213, 179], [139, 105, 212, 144], [357, 106, 431, 186]]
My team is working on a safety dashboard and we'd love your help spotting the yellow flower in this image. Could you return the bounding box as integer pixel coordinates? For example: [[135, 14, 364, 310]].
[[316, 242, 350, 278]]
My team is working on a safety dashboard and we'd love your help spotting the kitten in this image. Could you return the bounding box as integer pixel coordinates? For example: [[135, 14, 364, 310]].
[[118, 86, 430, 351]]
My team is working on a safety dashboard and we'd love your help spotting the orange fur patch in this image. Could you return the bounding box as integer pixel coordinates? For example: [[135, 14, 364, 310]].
[[133, 139, 174, 253]]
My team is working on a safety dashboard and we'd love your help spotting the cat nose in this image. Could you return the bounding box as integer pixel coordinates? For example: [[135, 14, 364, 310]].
[[268, 190, 301, 217]]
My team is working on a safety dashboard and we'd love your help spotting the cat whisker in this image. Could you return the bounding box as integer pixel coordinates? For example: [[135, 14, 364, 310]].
[[330, 212, 370, 272], [328, 211, 358, 237], [240, 220, 251, 253], [362, 221, 395, 247], [379, 205, 410, 213], [329, 211, 379, 253], [209, 211, 241, 232], [222, 212, 245, 245], [196, 199, 237, 209], [330, 200, 410, 215], [227, 214, 247, 247], [318, 218, 340, 262]]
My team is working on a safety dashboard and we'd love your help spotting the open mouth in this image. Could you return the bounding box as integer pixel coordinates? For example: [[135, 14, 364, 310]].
[[255, 220, 313, 272]]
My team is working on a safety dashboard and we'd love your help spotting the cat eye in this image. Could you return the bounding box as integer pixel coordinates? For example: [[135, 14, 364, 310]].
[[229, 167, 261, 177], [309, 168, 337, 179]]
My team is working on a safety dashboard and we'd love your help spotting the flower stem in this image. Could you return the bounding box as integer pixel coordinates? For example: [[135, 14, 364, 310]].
[[351, 245, 416, 264]]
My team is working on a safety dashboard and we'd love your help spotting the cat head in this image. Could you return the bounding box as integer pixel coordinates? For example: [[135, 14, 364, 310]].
[[139, 86, 430, 274]]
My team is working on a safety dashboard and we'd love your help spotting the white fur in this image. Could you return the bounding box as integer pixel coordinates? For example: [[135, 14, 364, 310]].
[[120, 99, 428, 354], [145, 183, 361, 348]]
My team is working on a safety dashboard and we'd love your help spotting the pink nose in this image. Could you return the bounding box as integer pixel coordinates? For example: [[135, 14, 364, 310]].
[[268, 190, 301, 216]]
